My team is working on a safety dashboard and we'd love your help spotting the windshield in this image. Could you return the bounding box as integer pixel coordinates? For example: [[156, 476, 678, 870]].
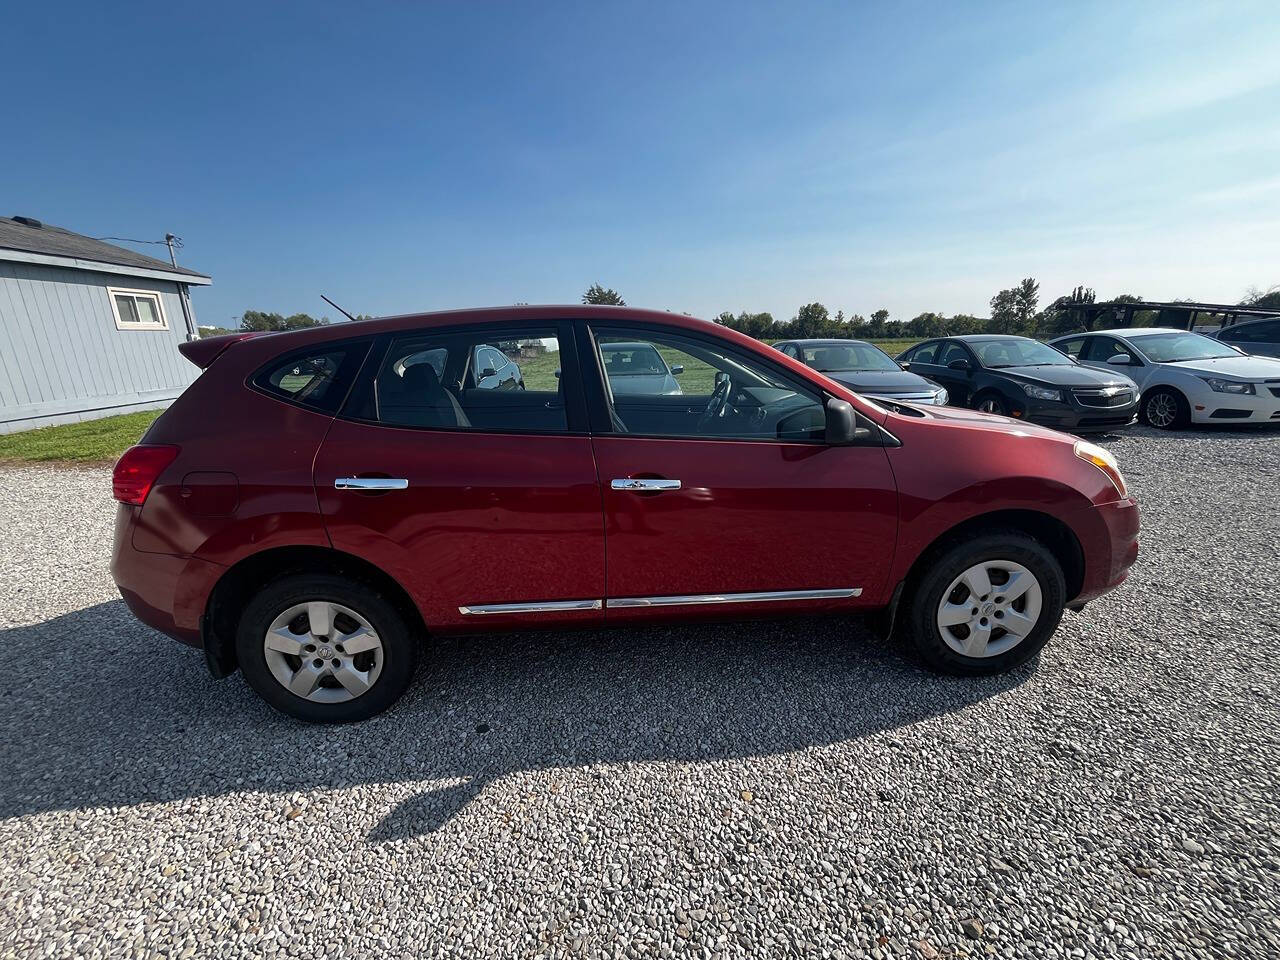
[[1130, 332, 1241, 363], [601, 344, 668, 376], [801, 342, 899, 372], [973, 339, 1074, 368]]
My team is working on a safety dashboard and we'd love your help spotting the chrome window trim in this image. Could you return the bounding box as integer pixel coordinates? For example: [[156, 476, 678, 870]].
[[458, 599, 603, 615], [606, 587, 860, 608]]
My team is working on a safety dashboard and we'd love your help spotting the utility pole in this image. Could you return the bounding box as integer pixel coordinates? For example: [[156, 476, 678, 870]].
[[165, 232, 199, 341]]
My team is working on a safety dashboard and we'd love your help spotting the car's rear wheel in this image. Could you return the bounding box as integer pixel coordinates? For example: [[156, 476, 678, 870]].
[[1140, 387, 1189, 430], [903, 532, 1065, 675], [974, 392, 1008, 416], [236, 573, 419, 722]]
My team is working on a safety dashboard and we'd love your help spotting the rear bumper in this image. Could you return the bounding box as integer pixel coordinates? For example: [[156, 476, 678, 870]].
[[110, 504, 223, 648], [1070, 496, 1140, 605]]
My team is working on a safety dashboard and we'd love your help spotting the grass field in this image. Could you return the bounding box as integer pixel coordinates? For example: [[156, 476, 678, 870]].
[[0, 410, 162, 464]]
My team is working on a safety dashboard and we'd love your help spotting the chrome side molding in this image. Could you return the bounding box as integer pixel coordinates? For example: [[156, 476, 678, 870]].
[[606, 587, 860, 608], [458, 589, 860, 616], [458, 599, 603, 616]]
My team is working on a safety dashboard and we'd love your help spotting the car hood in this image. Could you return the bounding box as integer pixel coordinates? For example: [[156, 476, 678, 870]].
[[822, 369, 939, 394], [1155, 354, 1280, 379], [995, 364, 1135, 388], [890, 402, 1072, 440]]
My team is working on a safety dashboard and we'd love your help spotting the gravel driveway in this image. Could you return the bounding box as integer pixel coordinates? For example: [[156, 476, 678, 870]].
[[2, 426, 1278, 959]]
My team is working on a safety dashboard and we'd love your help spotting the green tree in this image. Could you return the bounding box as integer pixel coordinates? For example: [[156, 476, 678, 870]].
[[1041, 285, 1095, 335], [989, 278, 1039, 334], [582, 284, 626, 305], [790, 302, 831, 338], [238, 310, 329, 332], [1241, 285, 1280, 310]]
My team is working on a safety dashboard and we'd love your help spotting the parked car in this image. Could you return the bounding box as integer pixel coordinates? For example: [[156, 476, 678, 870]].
[[471, 343, 524, 390], [599, 341, 683, 395], [772, 338, 949, 406], [1214, 317, 1280, 358], [1049, 327, 1280, 429], [112, 307, 1139, 722], [897, 335, 1139, 431]]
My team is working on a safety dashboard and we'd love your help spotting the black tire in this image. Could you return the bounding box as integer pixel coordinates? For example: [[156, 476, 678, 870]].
[[1139, 387, 1190, 430], [902, 531, 1066, 676], [236, 573, 419, 723], [973, 391, 1009, 416]]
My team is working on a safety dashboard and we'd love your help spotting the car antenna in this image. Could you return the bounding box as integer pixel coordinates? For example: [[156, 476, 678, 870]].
[[321, 294, 359, 323]]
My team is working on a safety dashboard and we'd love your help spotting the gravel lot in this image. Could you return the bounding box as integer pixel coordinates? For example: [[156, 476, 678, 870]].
[[2, 425, 1278, 959]]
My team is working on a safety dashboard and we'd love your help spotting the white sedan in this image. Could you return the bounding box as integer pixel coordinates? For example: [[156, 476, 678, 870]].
[[1048, 327, 1280, 429]]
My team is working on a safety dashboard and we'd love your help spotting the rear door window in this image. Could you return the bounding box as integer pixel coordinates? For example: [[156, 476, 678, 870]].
[[346, 325, 578, 433], [1055, 337, 1085, 359], [906, 341, 939, 364]]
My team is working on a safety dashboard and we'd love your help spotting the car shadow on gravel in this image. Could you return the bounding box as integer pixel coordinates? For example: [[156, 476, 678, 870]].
[[0, 600, 1033, 839]]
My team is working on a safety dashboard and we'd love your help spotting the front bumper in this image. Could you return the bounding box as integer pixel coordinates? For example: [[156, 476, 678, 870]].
[[1018, 392, 1139, 431], [1069, 496, 1140, 606], [1187, 382, 1280, 423]]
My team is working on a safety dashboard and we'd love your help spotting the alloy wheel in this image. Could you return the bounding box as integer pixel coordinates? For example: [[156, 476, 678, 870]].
[[977, 397, 1003, 414], [262, 601, 384, 703], [1146, 392, 1177, 429], [936, 560, 1043, 659]]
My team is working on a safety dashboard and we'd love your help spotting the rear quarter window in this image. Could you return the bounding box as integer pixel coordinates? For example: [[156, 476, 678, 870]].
[[252, 342, 369, 413]]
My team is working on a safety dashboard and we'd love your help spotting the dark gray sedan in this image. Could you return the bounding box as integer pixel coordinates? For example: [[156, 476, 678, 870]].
[[773, 339, 949, 406]]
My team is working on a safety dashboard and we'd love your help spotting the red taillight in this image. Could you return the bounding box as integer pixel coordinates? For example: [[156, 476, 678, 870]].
[[112, 445, 180, 505]]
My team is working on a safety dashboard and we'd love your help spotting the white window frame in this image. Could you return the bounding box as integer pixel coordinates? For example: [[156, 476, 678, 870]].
[[108, 287, 169, 331]]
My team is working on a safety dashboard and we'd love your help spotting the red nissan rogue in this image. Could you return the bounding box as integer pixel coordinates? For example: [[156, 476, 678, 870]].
[[111, 306, 1139, 722]]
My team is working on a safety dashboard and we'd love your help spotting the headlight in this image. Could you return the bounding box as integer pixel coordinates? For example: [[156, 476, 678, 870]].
[[1199, 377, 1255, 395], [1074, 440, 1128, 498], [933, 387, 949, 405], [1022, 384, 1062, 401]]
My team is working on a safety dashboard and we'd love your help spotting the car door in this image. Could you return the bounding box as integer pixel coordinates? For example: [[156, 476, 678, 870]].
[[581, 321, 899, 619], [1078, 335, 1143, 383], [930, 341, 981, 405], [314, 319, 605, 631]]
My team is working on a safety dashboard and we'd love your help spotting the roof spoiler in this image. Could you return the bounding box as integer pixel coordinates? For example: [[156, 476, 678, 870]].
[[178, 332, 259, 369]]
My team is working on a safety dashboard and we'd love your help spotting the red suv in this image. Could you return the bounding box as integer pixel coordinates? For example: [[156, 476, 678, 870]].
[[111, 306, 1139, 722]]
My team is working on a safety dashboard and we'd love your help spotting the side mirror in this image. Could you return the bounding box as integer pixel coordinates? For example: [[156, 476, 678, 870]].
[[824, 398, 857, 445], [898, 361, 911, 370], [1106, 354, 1131, 365], [670, 364, 685, 375], [480, 367, 497, 378], [554, 369, 561, 379], [947, 358, 971, 371], [714, 371, 729, 387]]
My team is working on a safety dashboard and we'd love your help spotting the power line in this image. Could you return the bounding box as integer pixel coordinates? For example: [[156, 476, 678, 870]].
[[93, 235, 183, 248]]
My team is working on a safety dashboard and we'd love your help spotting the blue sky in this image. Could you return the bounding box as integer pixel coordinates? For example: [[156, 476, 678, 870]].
[[5, 1, 1280, 326]]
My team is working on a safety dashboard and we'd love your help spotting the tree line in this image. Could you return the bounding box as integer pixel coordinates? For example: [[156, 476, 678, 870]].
[[211, 280, 1279, 340], [586, 280, 1280, 341]]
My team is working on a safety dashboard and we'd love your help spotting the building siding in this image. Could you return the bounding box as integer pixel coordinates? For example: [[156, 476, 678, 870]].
[[0, 261, 199, 433]]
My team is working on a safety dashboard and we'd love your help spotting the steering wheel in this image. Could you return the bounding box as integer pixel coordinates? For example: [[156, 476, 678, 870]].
[[696, 375, 733, 432]]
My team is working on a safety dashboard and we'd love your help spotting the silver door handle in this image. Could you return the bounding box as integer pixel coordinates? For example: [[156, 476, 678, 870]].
[[611, 478, 681, 492], [335, 477, 409, 491]]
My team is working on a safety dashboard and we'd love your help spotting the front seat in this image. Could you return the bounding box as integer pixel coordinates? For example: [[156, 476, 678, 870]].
[[383, 363, 471, 428]]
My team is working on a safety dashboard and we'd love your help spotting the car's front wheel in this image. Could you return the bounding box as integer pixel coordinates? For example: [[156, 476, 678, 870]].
[[236, 573, 419, 722], [973, 392, 1009, 416], [1140, 387, 1189, 430], [903, 532, 1066, 675]]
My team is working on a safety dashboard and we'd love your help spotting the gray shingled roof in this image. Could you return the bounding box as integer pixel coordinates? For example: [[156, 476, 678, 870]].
[[0, 216, 210, 280]]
